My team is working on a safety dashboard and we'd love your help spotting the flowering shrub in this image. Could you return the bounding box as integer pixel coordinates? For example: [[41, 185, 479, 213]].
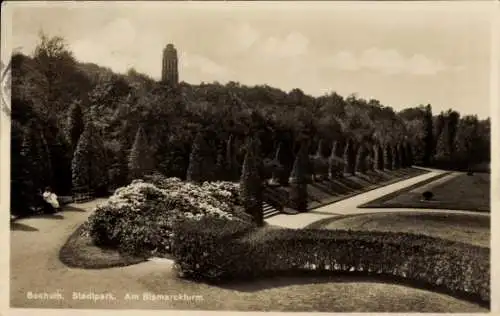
[[86, 176, 251, 257]]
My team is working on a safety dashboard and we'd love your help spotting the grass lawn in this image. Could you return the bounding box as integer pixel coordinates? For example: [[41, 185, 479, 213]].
[[359, 172, 490, 212], [265, 167, 427, 212], [59, 224, 148, 269], [306, 211, 490, 248], [135, 273, 487, 312]]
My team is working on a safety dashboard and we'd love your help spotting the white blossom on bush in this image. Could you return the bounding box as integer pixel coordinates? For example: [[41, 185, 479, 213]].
[[86, 176, 251, 258]]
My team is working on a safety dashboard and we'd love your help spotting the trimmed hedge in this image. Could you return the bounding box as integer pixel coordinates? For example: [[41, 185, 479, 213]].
[[172, 218, 490, 304], [171, 217, 257, 280]]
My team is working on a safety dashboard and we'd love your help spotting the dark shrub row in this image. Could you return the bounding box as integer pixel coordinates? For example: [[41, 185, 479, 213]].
[[172, 218, 490, 304]]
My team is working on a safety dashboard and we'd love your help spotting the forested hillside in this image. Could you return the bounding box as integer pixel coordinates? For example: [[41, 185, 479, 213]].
[[9, 33, 490, 216]]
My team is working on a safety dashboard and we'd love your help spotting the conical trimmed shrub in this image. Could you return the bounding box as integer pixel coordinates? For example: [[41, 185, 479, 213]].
[[290, 142, 309, 212], [355, 144, 368, 174], [399, 142, 407, 168], [239, 137, 263, 226], [72, 122, 108, 197], [328, 140, 344, 179], [376, 143, 384, 170], [392, 145, 400, 170], [384, 144, 393, 170], [406, 143, 414, 167], [187, 131, 214, 183], [270, 143, 284, 184], [343, 140, 354, 175], [67, 101, 85, 153], [14, 128, 39, 214], [226, 135, 239, 180], [128, 126, 154, 181], [312, 139, 328, 181]]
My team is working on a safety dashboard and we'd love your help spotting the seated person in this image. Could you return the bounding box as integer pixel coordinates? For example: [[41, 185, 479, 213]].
[[42, 186, 60, 213]]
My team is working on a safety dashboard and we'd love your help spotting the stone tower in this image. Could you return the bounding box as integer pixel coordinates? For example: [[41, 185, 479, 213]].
[[162, 44, 179, 85]]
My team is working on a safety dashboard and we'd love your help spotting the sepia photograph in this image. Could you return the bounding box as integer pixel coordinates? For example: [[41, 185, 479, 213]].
[[1, 1, 495, 314]]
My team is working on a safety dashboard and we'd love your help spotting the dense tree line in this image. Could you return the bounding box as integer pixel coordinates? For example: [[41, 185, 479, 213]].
[[10, 33, 491, 216]]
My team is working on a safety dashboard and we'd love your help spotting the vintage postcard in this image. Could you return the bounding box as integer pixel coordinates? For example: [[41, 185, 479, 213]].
[[0, 1, 497, 315]]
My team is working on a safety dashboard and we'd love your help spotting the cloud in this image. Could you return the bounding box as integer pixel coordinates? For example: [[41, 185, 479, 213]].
[[259, 31, 309, 59], [70, 18, 140, 73], [327, 47, 456, 76], [180, 52, 231, 79], [229, 23, 261, 52], [225, 23, 309, 60]]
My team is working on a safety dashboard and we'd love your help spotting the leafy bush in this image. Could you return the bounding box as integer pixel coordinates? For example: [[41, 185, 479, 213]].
[[172, 221, 490, 304], [86, 177, 251, 257], [422, 191, 434, 201]]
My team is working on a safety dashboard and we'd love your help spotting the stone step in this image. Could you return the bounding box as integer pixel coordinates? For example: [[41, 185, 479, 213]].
[[263, 202, 280, 218]]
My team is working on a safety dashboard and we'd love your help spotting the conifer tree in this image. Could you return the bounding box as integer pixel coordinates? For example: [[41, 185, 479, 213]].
[[373, 143, 381, 170], [15, 128, 39, 213], [406, 142, 414, 166], [328, 140, 343, 179], [290, 142, 309, 211], [67, 101, 84, 153], [226, 135, 238, 181], [128, 126, 154, 181], [392, 145, 400, 170], [239, 137, 263, 226], [72, 122, 109, 196], [384, 144, 393, 170], [270, 142, 282, 183], [215, 147, 226, 181], [343, 139, 353, 174], [355, 143, 367, 173], [399, 142, 407, 168], [312, 139, 328, 180], [186, 131, 206, 183], [377, 143, 385, 170], [366, 146, 375, 172], [423, 104, 434, 166]]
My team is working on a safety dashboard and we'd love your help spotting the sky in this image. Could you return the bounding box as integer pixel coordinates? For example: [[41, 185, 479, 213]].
[[6, 1, 495, 118]]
